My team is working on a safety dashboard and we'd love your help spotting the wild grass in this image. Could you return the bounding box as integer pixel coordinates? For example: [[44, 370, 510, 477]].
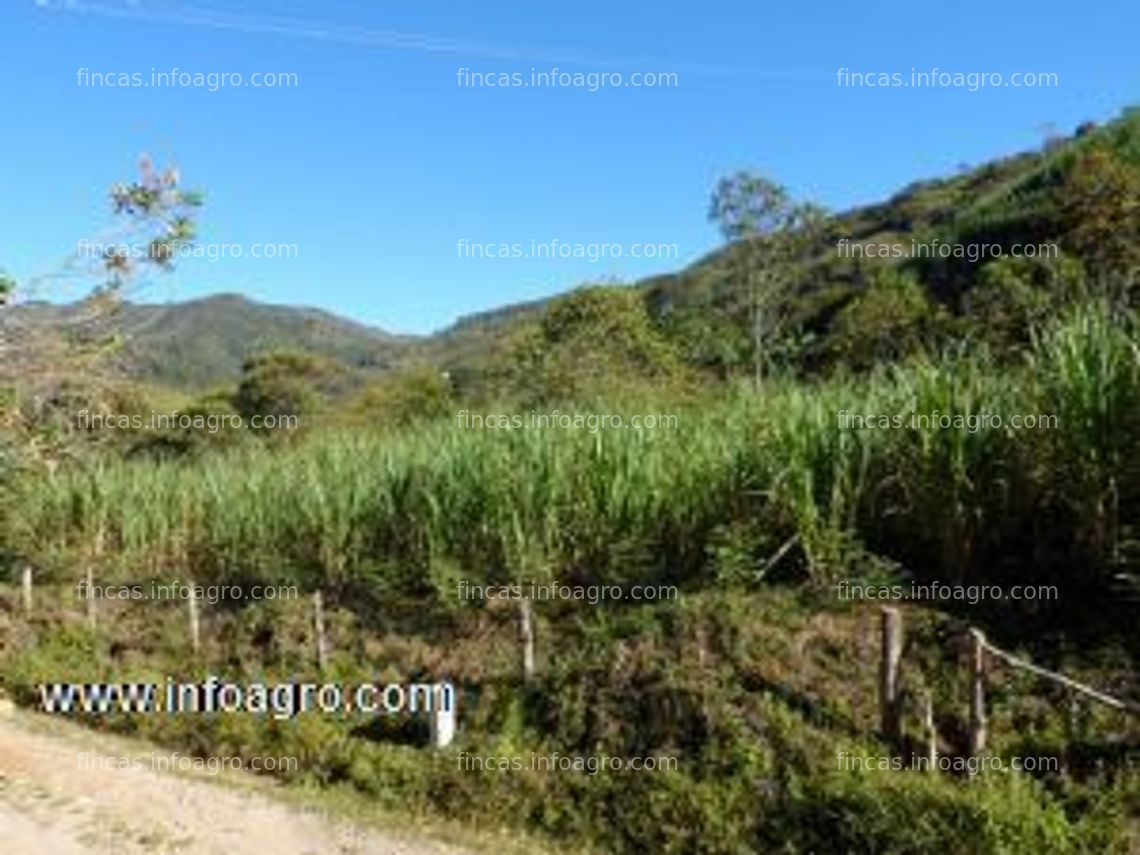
[[7, 304, 1138, 625]]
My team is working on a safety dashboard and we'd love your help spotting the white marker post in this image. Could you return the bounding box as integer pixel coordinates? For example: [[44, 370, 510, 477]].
[[429, 683, 457, 748]]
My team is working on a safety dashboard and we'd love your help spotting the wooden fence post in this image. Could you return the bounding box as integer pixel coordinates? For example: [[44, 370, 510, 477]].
[[968, 628, 987, 759], [85, 565, 96, 629], [922, 690, 937, 771], [86, 526, 106, 631], [879, 607, 902, 746], [21, 566, 33, 615], [187, 582, 201, 655], [519, 598, 535, 683], [312, 590, 328, 673]]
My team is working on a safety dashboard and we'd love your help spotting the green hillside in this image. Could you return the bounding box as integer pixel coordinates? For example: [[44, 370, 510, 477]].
[[113, 293, 415, 389], [2, 293, 415, 391]]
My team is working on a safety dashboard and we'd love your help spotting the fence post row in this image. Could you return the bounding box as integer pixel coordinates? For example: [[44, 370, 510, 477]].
[[876, 611, 1138, 776]]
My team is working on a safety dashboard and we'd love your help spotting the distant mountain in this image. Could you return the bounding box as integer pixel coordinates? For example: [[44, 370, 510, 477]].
[[116, 294, 418, 389], [4, 293, 417, 390]]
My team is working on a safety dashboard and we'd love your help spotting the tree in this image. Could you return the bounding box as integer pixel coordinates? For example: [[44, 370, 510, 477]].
[[830, 268, 935, 369], [234, 351, 340, 432], [0, 156, 202, 471], [708, 172, 826, 385], [963, 255, 1087, 353], [350, 363, 453, 428], [2, 155, 202, 373], [1057, 146, 1140, 302], [501, 285, 685, 403]]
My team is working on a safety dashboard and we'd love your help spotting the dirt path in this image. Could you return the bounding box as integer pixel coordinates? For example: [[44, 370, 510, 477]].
[[0, 707, 470, 855]]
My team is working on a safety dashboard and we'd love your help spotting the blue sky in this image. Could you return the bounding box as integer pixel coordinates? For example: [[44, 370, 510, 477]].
[[1, 0, 1136, 334]]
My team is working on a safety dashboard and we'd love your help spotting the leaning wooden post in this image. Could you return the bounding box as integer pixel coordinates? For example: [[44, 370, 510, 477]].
[[312, 590, 328, 673], [879, 607, 902, 746], [21, 566, 33, 615], [922, 690, 937, 771], [187, 582, 201, 655], [968, 628, 987, 760]]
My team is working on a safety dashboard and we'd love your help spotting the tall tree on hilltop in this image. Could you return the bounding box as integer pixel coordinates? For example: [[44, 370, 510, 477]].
[[709, 172, 825, 386]]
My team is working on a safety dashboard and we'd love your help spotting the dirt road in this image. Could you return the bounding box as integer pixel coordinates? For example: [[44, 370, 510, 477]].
[[0, 706, 470, 855]]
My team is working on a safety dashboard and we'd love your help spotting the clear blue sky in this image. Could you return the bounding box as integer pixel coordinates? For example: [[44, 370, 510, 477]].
[[1, 0, 1136, 334]]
